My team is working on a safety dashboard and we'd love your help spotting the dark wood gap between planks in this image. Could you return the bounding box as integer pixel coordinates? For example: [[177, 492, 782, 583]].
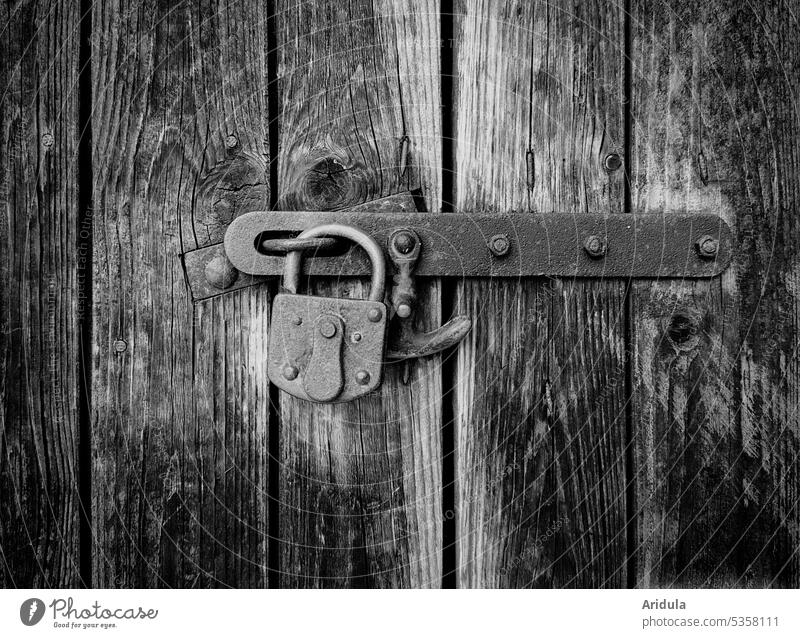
[[439, 2, 457, 589], [265, 0, 281, 589], [77, 0, 94, 589], [622, 0, 637, 588]]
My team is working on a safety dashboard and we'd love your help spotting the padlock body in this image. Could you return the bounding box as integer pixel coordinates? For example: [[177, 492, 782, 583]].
[[268, 292, 387, 402]]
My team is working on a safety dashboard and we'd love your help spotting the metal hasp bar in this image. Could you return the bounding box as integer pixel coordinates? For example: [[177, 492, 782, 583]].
[[184, 208, 732, 301]]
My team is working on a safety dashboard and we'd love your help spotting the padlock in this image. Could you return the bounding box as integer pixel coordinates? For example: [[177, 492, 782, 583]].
[[267, 224, 388, 403]]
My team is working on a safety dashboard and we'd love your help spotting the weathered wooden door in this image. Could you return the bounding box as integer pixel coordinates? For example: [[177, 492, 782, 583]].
[[2, 0, 798, 588]]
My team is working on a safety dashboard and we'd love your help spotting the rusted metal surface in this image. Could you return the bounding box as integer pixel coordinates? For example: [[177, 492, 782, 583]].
[[225, 209, 733, 278], [281, 224, 386, 299], [259, 236, 343, 253], [184, 208, 733, 300], [387, 315, 473, 361], [183, 191, 419, 301], [268, 294, 387, 403], [388, 228, 422, 319], [385, 228, 472, 361], [267, 224, 388, 403]]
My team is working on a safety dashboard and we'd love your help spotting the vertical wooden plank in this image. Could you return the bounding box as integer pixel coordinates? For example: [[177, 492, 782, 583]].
[[91, 0, 271, 587], [277, 0, 443, 587], [0, 1, 81, 586], [631, 0, 800, 587], [453, 0, 630, 587]]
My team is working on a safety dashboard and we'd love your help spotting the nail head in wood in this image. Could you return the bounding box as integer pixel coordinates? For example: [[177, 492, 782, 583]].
[[604, 153, 622, 171]]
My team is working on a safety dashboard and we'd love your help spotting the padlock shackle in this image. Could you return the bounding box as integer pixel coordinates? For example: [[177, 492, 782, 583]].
[[282, 224, 386, 301]]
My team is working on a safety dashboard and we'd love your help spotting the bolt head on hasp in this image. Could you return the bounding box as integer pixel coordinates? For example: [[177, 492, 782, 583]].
[[392, 230, 417, 255], [583, 235, 607, 258], [205, 252, 239, 289], [696, 235, 719, 258], [488, 233, 511, 257]]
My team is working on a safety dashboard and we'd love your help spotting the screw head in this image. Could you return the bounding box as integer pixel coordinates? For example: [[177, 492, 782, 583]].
[[283, 364, 299, 380], [225, 134, 239, 149], [41, 133, 54, 149], [696, 235, 718, 258], [367, 307, 383, 323], [355, 370, 371, 385], [584, 235, 607, 258], [113, 339, 127, 353], [396, 303, 412, 319], [351, 332, 362, 343], [318, 319, 337, 338], [488, 234, 511, 257], [392, 230, 417, 254], [205, 252, 239, 289], [604, 153, 622, 171]]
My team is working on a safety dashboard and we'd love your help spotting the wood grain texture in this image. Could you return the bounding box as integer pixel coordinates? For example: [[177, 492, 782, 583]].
[[631, 0, 800, 587], [452, 0, 630, 587], [0, 0, 81, 587], [277, 0, 443, 587], [91, 0, 271, 587]]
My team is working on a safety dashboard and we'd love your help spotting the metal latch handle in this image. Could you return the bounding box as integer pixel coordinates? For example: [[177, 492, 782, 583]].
[[385, 228, 473, 361]]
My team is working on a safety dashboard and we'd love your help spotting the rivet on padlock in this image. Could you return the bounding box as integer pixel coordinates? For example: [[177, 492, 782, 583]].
[[267, 224, 388, 403]]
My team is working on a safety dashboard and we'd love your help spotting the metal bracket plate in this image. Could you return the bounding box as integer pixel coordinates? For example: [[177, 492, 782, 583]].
[[183, 205, 732, 302]]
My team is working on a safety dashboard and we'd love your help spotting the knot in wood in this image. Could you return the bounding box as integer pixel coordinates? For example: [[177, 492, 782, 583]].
[[294, 156, 366, 209], [664, 309, 702, 351]]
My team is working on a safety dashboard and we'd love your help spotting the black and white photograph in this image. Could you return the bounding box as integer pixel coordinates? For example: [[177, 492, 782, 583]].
[[1, 0, 798, 635]]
